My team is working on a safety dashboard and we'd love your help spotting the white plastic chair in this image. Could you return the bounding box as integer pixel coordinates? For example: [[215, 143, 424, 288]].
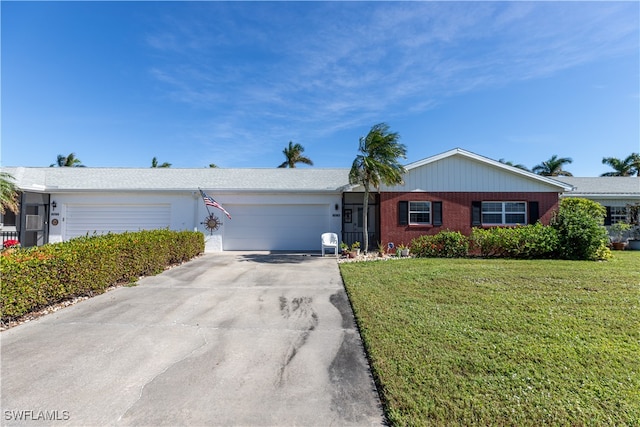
[[321, 232, 339, 257]]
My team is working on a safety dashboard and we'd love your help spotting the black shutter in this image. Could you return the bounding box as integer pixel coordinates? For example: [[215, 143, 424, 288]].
[[604, 206, 612, 226], [471, 201, 482, 226], [528, 201, 540, 224], [398, 201, 408, 225], [432, 201, 442, 226]]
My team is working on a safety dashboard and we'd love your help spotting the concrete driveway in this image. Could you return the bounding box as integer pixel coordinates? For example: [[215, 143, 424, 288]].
[[1, 253, 385, 426]]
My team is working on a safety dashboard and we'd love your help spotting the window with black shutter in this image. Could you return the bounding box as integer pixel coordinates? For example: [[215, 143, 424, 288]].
[[433, 201, 442, 226], [398, 201, 408, 225], [528, 201, 539, 224], [471, 201, 482, 226]]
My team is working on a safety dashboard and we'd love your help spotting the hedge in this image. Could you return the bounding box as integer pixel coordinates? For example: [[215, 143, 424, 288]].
[[551, 198, 611, 261], [410, 230, 469, 258], [469, 223, 559, 259], [1, 229, 204, 321]]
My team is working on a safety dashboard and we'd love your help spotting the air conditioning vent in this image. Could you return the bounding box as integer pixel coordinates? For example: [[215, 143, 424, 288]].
[[25, 215, 43, 231]]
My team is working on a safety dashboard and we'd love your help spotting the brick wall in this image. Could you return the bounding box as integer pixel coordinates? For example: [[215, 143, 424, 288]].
[[380, 192, 559, 246]]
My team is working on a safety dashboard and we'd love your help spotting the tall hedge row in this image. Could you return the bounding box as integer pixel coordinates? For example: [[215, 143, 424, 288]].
[[409, 198, 612, 261], [1, 230, 204, 321], [469, 223, 560, 259]]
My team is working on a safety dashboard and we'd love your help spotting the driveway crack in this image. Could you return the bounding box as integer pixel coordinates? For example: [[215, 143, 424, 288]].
[[117, 326, 208, 422]]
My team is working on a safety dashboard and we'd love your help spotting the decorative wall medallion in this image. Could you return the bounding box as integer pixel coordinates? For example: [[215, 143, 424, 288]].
[[202, 213, 222, 233], [51, 219, 59, 226]]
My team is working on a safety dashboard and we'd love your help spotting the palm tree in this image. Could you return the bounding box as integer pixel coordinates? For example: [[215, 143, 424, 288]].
[[532, 155, 573, 176], [498, 158, 530, 171], [0, 172, 19, 215], [277, 141, 313, 168], [633, 153, 640, 176], [50, 153, 84, 167], [151, 157, 171, 168], [349, 123, 407, 253], [601, 153, 640, 176]]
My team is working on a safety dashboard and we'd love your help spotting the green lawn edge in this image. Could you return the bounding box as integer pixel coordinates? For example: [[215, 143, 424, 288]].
[[340, 252, 640, 426]]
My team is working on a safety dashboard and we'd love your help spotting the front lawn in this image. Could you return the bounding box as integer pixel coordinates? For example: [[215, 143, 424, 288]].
[[340, 252, 640, 426]]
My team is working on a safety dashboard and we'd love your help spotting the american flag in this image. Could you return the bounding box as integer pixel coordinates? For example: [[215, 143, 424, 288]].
[[199, 189, 232, 219]]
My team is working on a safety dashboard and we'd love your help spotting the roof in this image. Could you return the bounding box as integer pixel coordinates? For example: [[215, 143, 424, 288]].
[[8, 149, 616, 195], [557, 177, 640, 199], [0, 167, 352, 193]]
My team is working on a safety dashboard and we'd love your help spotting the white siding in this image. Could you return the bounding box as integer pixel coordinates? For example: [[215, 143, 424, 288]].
[[569, 198, 635, 208], [379, 156, 561, 192]]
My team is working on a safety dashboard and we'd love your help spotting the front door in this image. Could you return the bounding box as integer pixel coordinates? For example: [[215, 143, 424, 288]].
[[342, 192, 378, 250]]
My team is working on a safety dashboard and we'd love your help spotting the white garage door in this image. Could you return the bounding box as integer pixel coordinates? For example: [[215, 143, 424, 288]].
[[64, 204, 171, 239], [223, 204, 329, 251]]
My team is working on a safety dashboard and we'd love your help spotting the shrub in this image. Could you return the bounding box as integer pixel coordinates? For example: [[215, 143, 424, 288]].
[[1, 229, 204, 321], [410, 230, 469, 258], [470, 223, 559, 259], [551, 198, 610, 261], [3, 239, 20, 249]]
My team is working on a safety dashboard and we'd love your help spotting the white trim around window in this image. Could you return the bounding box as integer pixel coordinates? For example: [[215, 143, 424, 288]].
[[481, 201, 526, 225], [409, 201, 431, 225]]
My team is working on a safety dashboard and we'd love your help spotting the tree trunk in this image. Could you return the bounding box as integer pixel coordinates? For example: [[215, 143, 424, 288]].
[[362, 185, 369, 254]]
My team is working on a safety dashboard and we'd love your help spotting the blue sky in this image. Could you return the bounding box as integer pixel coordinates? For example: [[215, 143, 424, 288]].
[[2, 1, 639, 176]]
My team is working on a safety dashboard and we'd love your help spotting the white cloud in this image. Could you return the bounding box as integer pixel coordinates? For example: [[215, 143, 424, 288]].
[[144, 1, 639, 163]]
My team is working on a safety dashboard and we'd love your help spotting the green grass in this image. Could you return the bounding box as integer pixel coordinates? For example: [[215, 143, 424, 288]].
[[340, 252, 640, 426]]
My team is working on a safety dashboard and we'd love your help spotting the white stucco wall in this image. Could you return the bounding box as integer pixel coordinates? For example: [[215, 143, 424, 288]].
[[48, 191, 343, 252]]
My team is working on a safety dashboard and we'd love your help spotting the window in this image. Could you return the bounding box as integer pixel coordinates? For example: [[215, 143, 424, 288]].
[[409, 201, 431, 225], [609, 206, 627, 225], [0, 210, 17, 227], [399, 201, 442, 226], [481, 202, 526, 225]]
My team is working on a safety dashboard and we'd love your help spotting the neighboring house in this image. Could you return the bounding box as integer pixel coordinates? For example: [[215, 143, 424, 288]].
[[0, 148, 586, 252], [557, 176, 640, 225]]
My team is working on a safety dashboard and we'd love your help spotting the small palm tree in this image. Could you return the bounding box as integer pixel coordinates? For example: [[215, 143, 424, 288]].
[[278, 141, 313, 168], [151, 157, 171, 168], [532, 155, 573, 176], [498, 158, 530, 171], [50, 153, 84, 167], [0, 172, 19, 215], [349, 123, 407, 253], [601, 153, 640, 176]]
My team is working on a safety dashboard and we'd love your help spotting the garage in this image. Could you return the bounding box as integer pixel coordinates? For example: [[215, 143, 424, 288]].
[[64, 204, 171, 240], [222, 204, 331, 251]]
